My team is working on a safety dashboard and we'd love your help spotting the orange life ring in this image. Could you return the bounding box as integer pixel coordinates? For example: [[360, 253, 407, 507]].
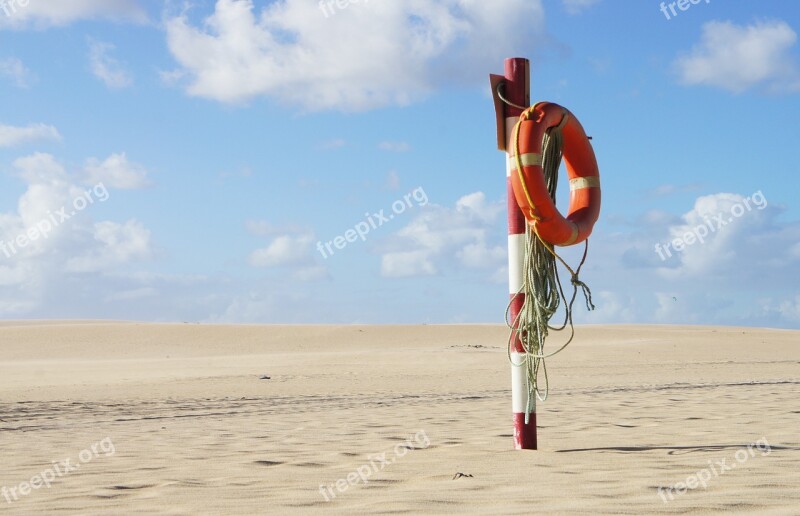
[[509, 102, 600, 246]]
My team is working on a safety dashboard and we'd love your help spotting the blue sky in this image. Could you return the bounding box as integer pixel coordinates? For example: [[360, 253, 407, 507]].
[[0, 0, 798, 327]]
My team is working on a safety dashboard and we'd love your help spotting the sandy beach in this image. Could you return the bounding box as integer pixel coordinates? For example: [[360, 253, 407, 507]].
[[1, 322, 798, 514]]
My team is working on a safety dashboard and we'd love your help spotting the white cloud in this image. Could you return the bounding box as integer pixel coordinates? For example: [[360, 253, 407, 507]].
[[777, 295, 800, 321], [210, 292, 279, 323], [0, 123, 61, 147], [381, 250, 437, 278], [0, 0, 147, 29], [0, 152, 154, 316], [457, 242, 506, 268], [380, 191, 505, 278], [456, 191, 504, 222], [65, 220, 153, 273], [562, 0, 601, 15], [570, 189, 800, 327], [105, 287, 157, 302], [249, 233, 314, 267], [582, 291, 636, 324], [84, 153, 150, 189], [378, 141, 411, 152], [675, 20, 800, 93], [0, 297, 37, 315], [209, 287, 322, 324], [164, 0, 545, 111], [88, 39, 133, 88], [159, 68, 186, 86], [0, 57, 33, 87], [656, 192, 774, 278], [245, 224, 330, 284], [12, 151, 68, 185]]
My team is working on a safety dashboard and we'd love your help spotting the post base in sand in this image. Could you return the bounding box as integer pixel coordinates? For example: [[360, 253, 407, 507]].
[[513, 412, 538, 450]]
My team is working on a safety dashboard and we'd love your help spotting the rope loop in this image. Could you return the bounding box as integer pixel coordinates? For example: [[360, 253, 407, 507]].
[[495, 82, 528, 111]]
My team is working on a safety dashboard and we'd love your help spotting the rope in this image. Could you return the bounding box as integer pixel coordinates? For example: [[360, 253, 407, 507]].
[[496, 82, 529, 111], [512, 106, 542, 222], [506, 110, 596, 423]]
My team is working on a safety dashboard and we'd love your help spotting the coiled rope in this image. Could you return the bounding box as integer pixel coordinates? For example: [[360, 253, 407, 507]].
[[506, 108, 596, 423]]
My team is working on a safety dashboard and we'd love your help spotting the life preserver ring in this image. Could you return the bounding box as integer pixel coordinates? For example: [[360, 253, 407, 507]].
[[509, 102, 601, 246]]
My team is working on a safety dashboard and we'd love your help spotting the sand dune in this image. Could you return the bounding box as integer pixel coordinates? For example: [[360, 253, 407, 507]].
[[1, 323, 798, 514]]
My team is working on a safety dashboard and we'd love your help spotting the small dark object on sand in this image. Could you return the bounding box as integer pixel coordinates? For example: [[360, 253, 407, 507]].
[[453, 472, 474, 480], [259, 375, 271, 380]]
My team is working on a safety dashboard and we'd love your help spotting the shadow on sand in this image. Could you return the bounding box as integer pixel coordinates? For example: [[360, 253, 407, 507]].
[[556, 444, 798, 455]]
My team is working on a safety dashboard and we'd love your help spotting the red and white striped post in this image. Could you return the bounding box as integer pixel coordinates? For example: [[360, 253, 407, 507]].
[[490, 58, 536, 450]]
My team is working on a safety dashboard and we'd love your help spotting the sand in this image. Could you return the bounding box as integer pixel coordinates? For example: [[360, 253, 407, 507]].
[[0, 322, 798, 514]]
